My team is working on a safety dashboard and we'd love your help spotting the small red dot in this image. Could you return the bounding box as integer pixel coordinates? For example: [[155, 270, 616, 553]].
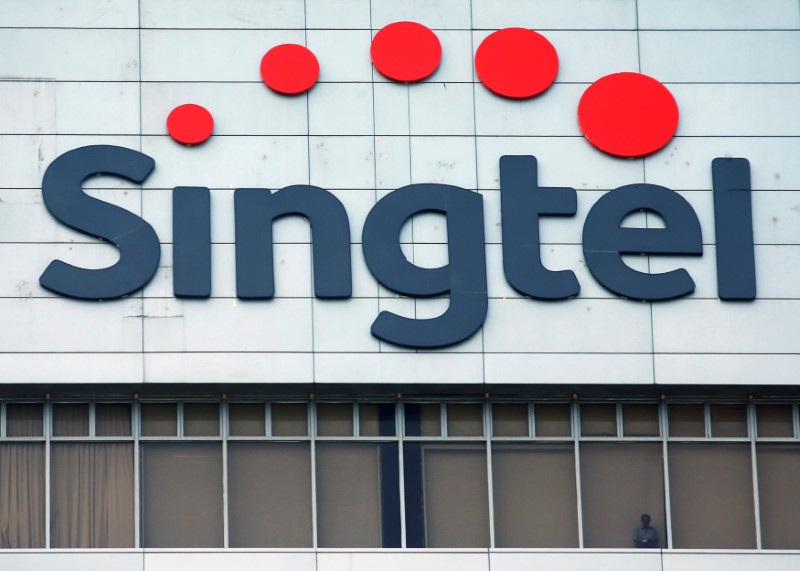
[[166, 104, 214, 145], [578, 72, 679, 158], [475, 28, 558, 99], [260, 44, 319, 95], [371, 21, 442, 83]]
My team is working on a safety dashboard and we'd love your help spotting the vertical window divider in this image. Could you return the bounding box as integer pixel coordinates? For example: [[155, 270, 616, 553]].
[[44, 400, 51, 549], [265, 402, 272, 437], [704, 402, 711, 438], [748, 401, 762, 549], [572, 400, 584, 548], [660, 400, 673, 549], [0, 401, 5, 438], [309, 399, 318, 548], [440, 403, 447, 437], [133, 400, 141, 549], [794, 403, 800, 439], [353, 402, 360, 437], [615, 402, 623, 437], [484, 401, 495, 549], [89, 402, 96, 437], [222, 401, 230, 548], [397, 400, 407, 548], [528, 402, 535, 438], [177, 402, 184, 437]]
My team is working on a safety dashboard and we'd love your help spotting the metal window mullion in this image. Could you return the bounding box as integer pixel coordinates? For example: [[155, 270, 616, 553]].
[[704, 403, 711, 438], [660, 400, 673, 549], [89, 402, 96, 437], [440, 403, 447, 437], [222, 401, 229, 548], [310, 399, 318, 548], [133, 400, 141, 548], [572, 400, 583, 548], [265, 402, 272, 437], [484, 402, 495, 548], [45, 400, 51, 549], [397, 400, 406, 548], [616, 402, 623, 437], [794, 403, 800, 439], [0, 402, 5, 438], [529, 402, 535, 438], [177, 402, 184, 437], [748, 401, 762, 549], [353, 402, 360, 437]]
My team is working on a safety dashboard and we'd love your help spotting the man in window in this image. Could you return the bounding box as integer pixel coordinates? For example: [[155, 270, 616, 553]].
[[633, 513, 659, 548]]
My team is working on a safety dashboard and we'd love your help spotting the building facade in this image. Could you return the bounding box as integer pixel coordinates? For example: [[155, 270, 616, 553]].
[[1, 0, 799, 569]]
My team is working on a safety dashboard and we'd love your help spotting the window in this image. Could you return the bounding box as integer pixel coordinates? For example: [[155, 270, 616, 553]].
[[0, 397, 798, 549]]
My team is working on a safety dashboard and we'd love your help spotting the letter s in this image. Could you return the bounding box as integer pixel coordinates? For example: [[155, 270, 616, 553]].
[[39, 145, 160, 300]]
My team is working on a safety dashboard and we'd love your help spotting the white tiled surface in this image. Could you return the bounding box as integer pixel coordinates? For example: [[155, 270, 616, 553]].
[[0, 0, 799, 386], [0, 550, 798, 571]]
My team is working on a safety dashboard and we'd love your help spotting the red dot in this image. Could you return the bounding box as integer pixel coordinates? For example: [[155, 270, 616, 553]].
[[166, 104, 214, 145], [578, 72, 679, 158], [371, 21, 441, 82], [260, 44, 319, 95], [475, 28, 558, 99]]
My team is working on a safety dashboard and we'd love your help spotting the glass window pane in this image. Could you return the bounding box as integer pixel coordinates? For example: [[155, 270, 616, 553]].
[[6, 403, 43, 437], [580, 443, 665, 548], [183, 403, 219, 437], [50, 443, 134, 547], [228, 442, 312, 547], [492, 443, 578, 547], [404, 442, 489, 548], [0, 443, 45, 547], [404, 403, 441, 436], [534, 404, 571, 437], [272, 403, 308, 437], [668, 404, 705, 437], [492, 404, 529, 437], [229, 403, 265, 436], [757, 404, 794, 438], [141, 403, 177, 437], [316, 442, 400, 547], [668, 443, 756, 548], [710, 404, 748, 437], [359, 403, 395, 437], [757, 444, 800, 548], [95, 404, 131, 437], [447, 403, 483, 437], [141, 442, 223, 547], [580, 403, 616, 436], [316, 403, 353, 437], [52, 403, 89, 437], [622, 404, 660, 436]]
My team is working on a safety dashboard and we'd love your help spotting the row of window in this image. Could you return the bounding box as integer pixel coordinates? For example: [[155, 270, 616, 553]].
[[2, 400, 798, 439], [0, 399, 798, 550]]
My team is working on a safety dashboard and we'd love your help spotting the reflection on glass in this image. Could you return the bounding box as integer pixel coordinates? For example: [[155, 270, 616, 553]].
[[622, 404, 659, 436], [229, 403, 265, 437], [183, 403, 219, 437], [272, 403, 308, 437], [580, 403, 616, 436], [359, 403, 395, 436], [668, 404, 705, 437], [141, 403, 177, 437], [317, 403, 353, 437], [404, 403, 441, 436], [710, 404, 747, 437], [756, 404, 794, 438]]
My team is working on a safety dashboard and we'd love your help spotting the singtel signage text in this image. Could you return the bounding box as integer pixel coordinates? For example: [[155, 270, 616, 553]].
[[38, 145, 755, 349]]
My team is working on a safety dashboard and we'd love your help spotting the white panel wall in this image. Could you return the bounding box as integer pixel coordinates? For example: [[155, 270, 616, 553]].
[[0, 0, 799, 386]]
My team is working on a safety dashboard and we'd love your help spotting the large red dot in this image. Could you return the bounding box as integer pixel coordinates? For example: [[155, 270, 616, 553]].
[[371, 21, 441, 82], [578, 72, 679, 158], [475, 28, 558, 99], [260, 44, 319, 95], [166, 104, 214, 145]]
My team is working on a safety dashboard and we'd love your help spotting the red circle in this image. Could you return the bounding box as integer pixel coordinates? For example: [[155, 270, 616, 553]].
[[475, 28, 558, 99], [260, 44, 319, 95], [166, 104, 214, 145], [371, 21, 442, 82], [578, 72, 679, 158]]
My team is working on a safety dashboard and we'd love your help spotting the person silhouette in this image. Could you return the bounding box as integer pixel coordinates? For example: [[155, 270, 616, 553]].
[[633, 513, 659, 548]]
